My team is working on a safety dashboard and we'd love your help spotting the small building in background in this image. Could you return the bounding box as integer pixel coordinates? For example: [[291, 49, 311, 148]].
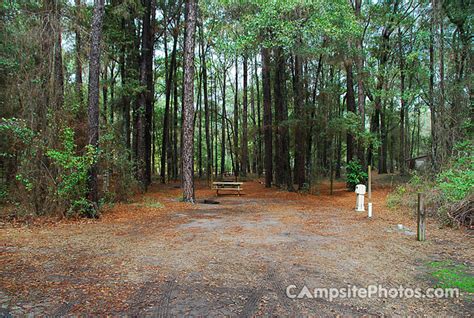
[[406, 155, 430, 171]]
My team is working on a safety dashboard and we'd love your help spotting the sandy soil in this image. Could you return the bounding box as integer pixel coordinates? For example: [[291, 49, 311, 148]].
[[1, 179, 472, 316]]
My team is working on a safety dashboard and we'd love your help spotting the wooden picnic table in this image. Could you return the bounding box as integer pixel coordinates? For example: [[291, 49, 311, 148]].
[[213, 181, 243, 196]]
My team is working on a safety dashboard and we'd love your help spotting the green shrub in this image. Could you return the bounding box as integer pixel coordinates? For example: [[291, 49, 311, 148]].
[[46, 127, 96, 216], [436, 141, 473, 203], [346, 159, 368, 190]]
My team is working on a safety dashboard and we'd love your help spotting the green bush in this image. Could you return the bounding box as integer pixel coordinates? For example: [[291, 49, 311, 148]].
[[436, 141, 473, 203], [46, 127, 96, 216], [346, 159, 368, 191]]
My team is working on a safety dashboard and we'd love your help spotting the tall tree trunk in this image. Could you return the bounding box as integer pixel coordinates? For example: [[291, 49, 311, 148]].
[[261, 47, 272, 187], [306, 55, 323, 182], [293, 53, 305, 188], [197, 62, 203, 178], [398, 28, 406, 175], [160, 13, 169, 183], [87, 0, 105, 213], [102, 65, 108, 124], [144, 0, 156, 186], [199, 22, 211, 182], [181, 0, 197, 202], [110, 63, 115, 123], [379, 95, 388, 174], [72, 0, 87, 152], [250, 66, 258, 174], [336, 78, 342, 178], [254, 56, 263, 177], [225, 113, 234, 175], [172, 61, 179, 180], [121, 16, 138, 155], [390, 99, 396, 173], [233, 57, 240, 177], [273, 47, 291, 189], [438, 2, 446, 164], [241, 55, 249, 177], [135, 0, 152, 190], [345, 60, 356, 164], [354, 0, 365, 166], [75, 0, 83, 106], [214, 75, 219, 177], [53, 6, 64, 114], [220, 68, 227, 177], [429, 3, 438, 172]]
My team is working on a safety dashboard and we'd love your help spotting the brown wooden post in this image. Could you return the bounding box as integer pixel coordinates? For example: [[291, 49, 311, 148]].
[[368, 165, 372, 201], [417, 193, 426, 241]]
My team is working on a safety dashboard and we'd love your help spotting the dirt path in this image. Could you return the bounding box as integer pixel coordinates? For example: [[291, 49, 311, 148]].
[[1, 180, 472, 316]]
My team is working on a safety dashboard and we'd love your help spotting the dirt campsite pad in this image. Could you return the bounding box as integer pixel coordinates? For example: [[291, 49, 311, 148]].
[[1, 180, 472, 316]]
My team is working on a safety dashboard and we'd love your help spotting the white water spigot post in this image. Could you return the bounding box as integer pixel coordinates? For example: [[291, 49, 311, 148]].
[[355, 184, 366, 212]]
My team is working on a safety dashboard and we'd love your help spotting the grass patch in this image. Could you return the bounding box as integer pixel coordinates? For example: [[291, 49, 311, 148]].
[[131, 197, 164, 209], [428, 260, 474, 293]]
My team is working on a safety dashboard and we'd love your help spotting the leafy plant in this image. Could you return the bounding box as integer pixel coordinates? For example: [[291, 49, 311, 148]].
[[436, 141, 474, 203], [46, 127, 96, 216], [345, 159, 368, 191]]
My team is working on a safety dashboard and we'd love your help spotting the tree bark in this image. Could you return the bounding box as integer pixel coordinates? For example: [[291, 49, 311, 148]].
[[261, 47, 272, 187], [220, 68, 227, 177], [135, 0, 153, 190], [197, 58, 203, 178], [293, 53, 305, 188], [273, 47, 291, 189], [429, 3, 438, 172], [250, 66, 258, 174], [172, 60, 179, 180], [214, 75, 219, 177], [144, 0, 156, 186], [345, 60, 356, 164], [254, 56, 263, 176], [241, 55, 249, 177], [75, 0, 83, 106], [306, 55, 323, 184], [233, 57, 240, 177], [181, 0, 197, 202], [398, 28, 406, 175], [102, 65, 108, 125], [354, 0, 365, 166], [87, 0, 105, 212], [199, 21, 211, 182]]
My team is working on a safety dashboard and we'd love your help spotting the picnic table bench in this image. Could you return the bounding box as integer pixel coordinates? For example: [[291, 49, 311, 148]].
[[213, 181, 243, 196]]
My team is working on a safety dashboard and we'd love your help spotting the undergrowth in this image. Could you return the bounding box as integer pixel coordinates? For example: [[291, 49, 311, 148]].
[[387, 141, 473, 227]]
